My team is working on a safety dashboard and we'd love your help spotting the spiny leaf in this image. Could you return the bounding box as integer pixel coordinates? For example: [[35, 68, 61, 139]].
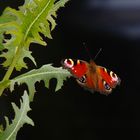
[[47, 0, 69, 30], [10, 64, 71, 101], [0, 0, 69, 71], [0, 90, 34, 140]]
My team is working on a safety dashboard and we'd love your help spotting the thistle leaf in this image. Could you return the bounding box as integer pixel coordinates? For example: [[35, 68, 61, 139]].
[[47, 0, 69, 30], [0, 91, 34, 140], [0, 0, 69, 71], [10, 64, 71, 101]]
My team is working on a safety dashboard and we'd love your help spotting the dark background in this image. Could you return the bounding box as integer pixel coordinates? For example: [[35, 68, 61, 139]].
[[0, 0, 140, 140]]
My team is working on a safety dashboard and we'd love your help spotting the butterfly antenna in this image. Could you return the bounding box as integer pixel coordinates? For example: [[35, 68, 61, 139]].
[[83, 42, 102, 60], [94, 48, 102, 60], [83, 42, 92, 60]]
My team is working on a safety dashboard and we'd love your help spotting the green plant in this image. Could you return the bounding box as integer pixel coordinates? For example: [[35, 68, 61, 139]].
[[0, 0, 71, 139]]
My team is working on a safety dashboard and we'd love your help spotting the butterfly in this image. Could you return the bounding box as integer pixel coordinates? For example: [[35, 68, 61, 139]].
[[61, 59, 121, 95]]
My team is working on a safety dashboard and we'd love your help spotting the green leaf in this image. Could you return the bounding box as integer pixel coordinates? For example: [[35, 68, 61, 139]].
[[0, 90, 34, 140], [0, 33, 4, 51], [47, 0, 69, 30], [0, 0, 69, 71], [10, 64, 71, 101]]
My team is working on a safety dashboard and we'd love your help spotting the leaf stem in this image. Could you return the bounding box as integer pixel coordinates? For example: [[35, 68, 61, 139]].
[[0, 45, 21, 95]]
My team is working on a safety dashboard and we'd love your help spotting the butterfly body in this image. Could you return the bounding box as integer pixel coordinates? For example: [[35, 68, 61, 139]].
[[61, 59, 121, 95]]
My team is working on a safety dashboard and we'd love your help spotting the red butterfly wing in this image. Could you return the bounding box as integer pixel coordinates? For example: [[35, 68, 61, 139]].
[[61, 59, 98, 92], [61, 59, 88, 78], [96, 65, 121, 95], [99, 67, 121, 88]]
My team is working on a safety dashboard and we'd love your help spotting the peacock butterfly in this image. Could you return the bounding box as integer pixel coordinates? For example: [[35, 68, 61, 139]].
[[61, 59, 121, 95]]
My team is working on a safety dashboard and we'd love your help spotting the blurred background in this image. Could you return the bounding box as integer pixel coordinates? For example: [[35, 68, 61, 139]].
[[0, 0, 140, 140]]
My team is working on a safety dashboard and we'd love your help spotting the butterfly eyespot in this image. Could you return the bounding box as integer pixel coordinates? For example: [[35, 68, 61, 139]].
[[110, 71, 117, 79], [103, 81, 112, 91], [78, 75, 86, 83], [64, 59, 74, 68]]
